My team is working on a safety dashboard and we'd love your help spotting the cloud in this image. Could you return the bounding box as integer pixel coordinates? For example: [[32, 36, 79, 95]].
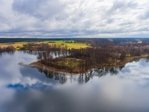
[[13, 0, 65, 20], [0, 0, 149, 38]]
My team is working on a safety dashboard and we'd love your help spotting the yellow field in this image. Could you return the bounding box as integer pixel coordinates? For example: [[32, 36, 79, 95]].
[[0, 42, 26, 50], [0, 40, 90, 50], [47, 41, 90, 49]]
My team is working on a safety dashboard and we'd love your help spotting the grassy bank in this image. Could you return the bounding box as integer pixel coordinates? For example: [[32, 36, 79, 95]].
[[31, 58, 88, 74]]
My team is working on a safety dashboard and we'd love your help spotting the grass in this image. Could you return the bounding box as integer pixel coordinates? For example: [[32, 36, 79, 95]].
[[44, 57, 86, 73], [55, 58, 84, 69], [31, 57, 86, 74]]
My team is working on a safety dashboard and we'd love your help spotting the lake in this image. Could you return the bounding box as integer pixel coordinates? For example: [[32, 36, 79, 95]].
[[1, 51, 149, 112]]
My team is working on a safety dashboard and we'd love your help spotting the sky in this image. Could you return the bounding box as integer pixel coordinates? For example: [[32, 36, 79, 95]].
[[0, 0, 149, 38]]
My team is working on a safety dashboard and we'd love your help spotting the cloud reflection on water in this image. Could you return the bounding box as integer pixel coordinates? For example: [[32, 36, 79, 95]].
[[1, 52, 149, 112]]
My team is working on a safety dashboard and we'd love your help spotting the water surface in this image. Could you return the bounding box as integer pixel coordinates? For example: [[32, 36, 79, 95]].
[[0, 51, 149, 112]]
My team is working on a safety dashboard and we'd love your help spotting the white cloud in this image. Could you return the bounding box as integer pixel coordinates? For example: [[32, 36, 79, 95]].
[[0, 0, 149, 38]]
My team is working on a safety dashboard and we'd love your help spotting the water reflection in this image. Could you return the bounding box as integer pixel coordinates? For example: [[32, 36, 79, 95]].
[[0, 50, 14, 57], [1, 52, 149, 112], [36, 66, 121, 84]]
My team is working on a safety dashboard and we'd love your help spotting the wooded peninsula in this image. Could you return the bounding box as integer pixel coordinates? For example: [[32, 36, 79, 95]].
[[1, 39, 149, 74]]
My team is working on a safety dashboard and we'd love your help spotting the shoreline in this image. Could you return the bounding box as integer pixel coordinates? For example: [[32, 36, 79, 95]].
[[29, 55, 149, 75]]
